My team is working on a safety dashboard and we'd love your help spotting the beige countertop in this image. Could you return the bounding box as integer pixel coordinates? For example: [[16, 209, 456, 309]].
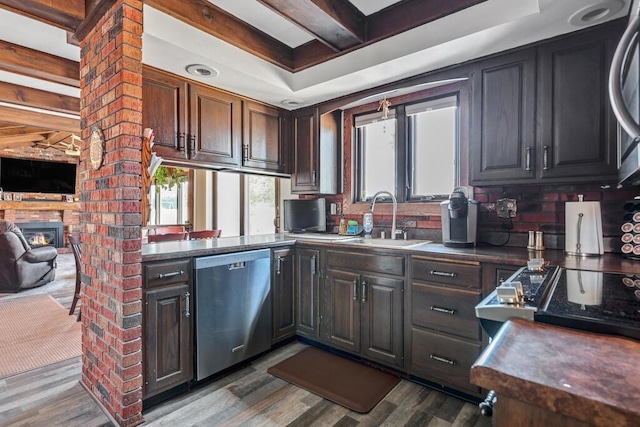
[[470, 319, 640, 426]]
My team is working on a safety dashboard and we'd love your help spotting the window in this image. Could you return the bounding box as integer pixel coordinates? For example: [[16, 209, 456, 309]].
[[149, 180, 189, 225], [407, 96, 458, 199], [215, 171, 280, 237], [354, 89, 461, 203]]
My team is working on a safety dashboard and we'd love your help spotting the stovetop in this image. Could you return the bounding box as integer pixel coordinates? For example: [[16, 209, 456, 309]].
[[536, 269, 640, 340]]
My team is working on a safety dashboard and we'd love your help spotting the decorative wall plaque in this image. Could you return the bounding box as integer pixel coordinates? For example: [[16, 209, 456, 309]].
[[89, 126, 104, 170]]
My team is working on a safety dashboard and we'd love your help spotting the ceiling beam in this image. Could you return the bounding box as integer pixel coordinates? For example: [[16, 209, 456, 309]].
[[145, 0, 295, 71], [46, 131, 73, 144], [0, 133, 46, 145], [0, 125, 50, 137], [0, 81, 79, 115], [257, 0, 365, 51], [0, 40, 80, 87], [367, 0, 487, 41], [0, 105, 80, 133], [293, 0, 487, 70], [0, 0, 84, 32]]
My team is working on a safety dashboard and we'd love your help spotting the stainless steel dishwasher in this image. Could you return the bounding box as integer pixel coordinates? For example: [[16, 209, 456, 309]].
[[194, 249, 271, 381]]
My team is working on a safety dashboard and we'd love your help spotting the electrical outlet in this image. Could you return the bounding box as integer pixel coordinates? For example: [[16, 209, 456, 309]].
[[496, 198, 517, 218]]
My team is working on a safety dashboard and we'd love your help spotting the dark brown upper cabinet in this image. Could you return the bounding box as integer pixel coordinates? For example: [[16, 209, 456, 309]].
[[470, 22, 622, 186], [291, 107, 340, 194], [143, 66, 289, 174], [470, 50, 537, 184], [189, 84, 242, 166], [243, 101, 289, 173], [536, 26, 619, 183], [142, 67, 189, 161]]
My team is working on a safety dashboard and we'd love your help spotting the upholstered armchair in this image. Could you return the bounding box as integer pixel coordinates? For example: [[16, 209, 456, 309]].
[[0, 220, 57, 292]]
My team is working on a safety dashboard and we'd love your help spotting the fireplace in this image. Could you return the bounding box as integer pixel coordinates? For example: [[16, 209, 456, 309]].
[[16, 222, 64, 248]]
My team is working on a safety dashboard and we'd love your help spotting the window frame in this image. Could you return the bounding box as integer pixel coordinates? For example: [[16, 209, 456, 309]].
[[350, 81, 468, 207]]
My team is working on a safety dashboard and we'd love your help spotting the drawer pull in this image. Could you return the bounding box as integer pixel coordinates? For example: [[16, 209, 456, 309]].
[[158, 270, 184, 279], [430, 306, 456, 315], [353, 280, 358, 301], [430, 354, 456, 366], [430, 270, 456, 278]]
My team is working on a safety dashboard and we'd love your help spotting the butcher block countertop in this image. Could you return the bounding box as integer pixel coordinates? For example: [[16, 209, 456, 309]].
[[470, 319, 640, 427]]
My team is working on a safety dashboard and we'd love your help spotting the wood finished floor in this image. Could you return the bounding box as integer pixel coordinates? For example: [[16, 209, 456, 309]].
[[0, 254, 491, 427]]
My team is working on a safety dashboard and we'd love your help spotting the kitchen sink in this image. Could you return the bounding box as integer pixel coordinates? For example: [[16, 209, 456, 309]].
[[338, 237, 432, 249]]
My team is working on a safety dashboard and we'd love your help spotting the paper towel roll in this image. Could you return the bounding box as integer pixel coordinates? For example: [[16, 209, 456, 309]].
[[565, 200, 603, 256]]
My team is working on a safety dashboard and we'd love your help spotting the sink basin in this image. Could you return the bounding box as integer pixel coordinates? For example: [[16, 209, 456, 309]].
[[339, 237, 432, 249]]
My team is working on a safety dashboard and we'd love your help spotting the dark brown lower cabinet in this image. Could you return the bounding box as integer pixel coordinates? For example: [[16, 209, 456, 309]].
[[143, 283, 193, 398], [272, 247, 296, 342], [410, 328, 482, 395], [143, 259, 193, 399], [295, 246, 320, 339], [323, 250, 405, 369]]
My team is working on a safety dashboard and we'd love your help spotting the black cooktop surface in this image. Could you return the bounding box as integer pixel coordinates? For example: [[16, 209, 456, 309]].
[[536, 269, 640, 340]]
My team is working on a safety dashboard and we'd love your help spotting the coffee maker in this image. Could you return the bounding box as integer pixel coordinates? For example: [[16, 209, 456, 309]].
[[441, 186, 478, 247]]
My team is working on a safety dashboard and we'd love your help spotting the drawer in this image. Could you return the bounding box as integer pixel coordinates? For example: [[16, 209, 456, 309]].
[[144, 259, 191, 288], [327, 250, 404, 276], [411, 283, 482, 340], [412, 257, 480, 289], [410, 328, 481, 394]]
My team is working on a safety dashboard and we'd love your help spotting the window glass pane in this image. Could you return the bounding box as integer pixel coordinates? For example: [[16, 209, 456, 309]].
[[246, 175, 276, 235], [411, 102, 457, 197], [159, 185, 178, 224], [216, 172, 241, 237], [180, 181, 189, 224], [358, 118, 396, 200]]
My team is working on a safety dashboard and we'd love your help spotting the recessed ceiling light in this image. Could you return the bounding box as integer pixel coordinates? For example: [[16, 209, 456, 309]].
[[281, 99, 303, 107], [568, 0, 624, 26], [185, 64, 219, 78]]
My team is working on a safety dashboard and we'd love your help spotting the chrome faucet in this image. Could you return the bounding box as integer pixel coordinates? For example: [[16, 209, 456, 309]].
[[370, 191, 398, 239]]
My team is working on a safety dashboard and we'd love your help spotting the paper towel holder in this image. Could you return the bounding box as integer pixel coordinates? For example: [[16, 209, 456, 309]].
[[565, 194, 604, 257]]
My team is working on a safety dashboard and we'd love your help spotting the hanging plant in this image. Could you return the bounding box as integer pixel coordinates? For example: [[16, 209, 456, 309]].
[[152, 166, 189, 189]]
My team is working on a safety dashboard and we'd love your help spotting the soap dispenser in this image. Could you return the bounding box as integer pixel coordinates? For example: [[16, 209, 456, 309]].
[[363, 211, 373, 238]]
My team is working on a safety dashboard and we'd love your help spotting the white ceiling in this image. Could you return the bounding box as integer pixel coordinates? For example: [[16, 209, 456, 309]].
[[0, 0, 632, 112]]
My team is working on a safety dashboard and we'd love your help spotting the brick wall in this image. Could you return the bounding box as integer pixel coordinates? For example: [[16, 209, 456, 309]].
[[324, 184, 637, 252], [78, 1, 144, 426]]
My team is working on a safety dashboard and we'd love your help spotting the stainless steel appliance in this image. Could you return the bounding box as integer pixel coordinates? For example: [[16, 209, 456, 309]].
[[476, 265, 640, 340], [440, 186, 478, 248], [194, 249, 272, 381], [610, 0, 640, 185]]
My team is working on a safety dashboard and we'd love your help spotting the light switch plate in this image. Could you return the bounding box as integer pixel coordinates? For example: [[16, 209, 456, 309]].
[[496, 198, 517, 218]]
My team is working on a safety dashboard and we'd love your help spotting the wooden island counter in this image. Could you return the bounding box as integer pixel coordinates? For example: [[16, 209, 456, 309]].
[[470, 318, 640, 427]]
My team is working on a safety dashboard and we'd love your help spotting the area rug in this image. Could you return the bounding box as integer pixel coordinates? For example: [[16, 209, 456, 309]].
[[267, 346, 400, 413], [0, 294, 81, 379]]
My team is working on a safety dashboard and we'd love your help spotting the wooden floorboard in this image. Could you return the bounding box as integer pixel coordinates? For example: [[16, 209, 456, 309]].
[[0, 254, 492, 427]]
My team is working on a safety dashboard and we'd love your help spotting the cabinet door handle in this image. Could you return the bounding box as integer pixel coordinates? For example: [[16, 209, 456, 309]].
[[177, 132, 186, 153], [243, 144, 249, 161], [188, 134, 196, 154], [158, 270, 184, 279], [429, 270, 456, 278], [430, 354, 456, 366], [525, 147, 532, 171], [184, 292, 191, 318], [543, 145, 549, 170], [430, 306, 456, 315], [310, 256, 316, 276], [311, 170, 317, 184], [353, 280, 358, 301], [275, 256, 282, 275], [361, 281, 367, 304]]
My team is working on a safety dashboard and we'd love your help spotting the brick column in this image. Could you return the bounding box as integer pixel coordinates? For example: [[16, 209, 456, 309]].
[[78, 1, 144, 425]]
